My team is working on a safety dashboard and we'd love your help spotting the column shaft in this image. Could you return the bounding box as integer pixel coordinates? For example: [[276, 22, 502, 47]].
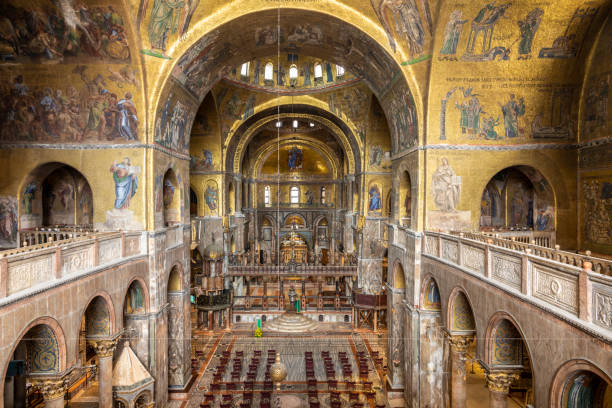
[[98, 356, 113, 408]]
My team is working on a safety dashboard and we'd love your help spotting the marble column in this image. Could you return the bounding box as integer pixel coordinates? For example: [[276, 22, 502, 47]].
[[88, 339, 117, 408], [447, 335, 472, 408], [485, 371, 520, 408], [32, 379, 67, 408]]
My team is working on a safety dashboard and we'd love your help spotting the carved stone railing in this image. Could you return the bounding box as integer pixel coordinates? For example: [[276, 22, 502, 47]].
[[458, 231, 612, 276], [478, 229, 556, 248], [423, 231, 612, 335], [227, 265, 358, 277], [0, 231, 144, 299], [19, 226, 96, 247]]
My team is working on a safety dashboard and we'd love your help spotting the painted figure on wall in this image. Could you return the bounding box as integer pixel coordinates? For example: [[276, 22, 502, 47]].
[[500, 94, 526, 138], [517, 8, 544, 59], [583, 180, 612, 245], [146, 0, 197, 58], [126, 283, 145, 314], [288, 146, 303, 170], [536, 206, 553, 231], [117, 93, 139, 140], [463, 2, 512, 61], [456, 97, 482, 138], [482, 115, 500, 140], [0, 2, 131, 62], [371, 0, 426, 56], [306, 190, 314, 205], [369, 185, 382, 212], [205, 182, 218, 212], [431, 158, 461, 212], [0, 196, 17, 247], [539, 6, 599, 59], [439, 10, 467, 60], [23, 183, 37, 215], [163, 179, 175, 209], [110, 158, 139, 210], [156, 97, 194, 152], [424, 280, 441, 310], [585, 77, 609, 131]]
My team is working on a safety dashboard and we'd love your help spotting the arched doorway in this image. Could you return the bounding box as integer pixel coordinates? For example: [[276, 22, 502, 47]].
[[480, 166, 555, 245], [3, 323, 64, 408], [162, 169, 180, 226], [485, 316, 534, 406]]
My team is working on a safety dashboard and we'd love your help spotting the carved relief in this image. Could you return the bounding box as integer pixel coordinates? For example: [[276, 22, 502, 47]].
[[99, 239, 121, 265], [491, 253, 521, 289], [592, 283, 612, 330], [125, 236, 142, 257], [441, 239, 459, 263], [462, 245, 485, 274], [8, 255, 53, 294], [532, 265, 578, 313], [62, 247, 94, 276], [425, 235, 439, 256]]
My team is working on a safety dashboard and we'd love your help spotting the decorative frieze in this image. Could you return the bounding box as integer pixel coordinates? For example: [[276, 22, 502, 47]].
[[98, 238, 121, 265], [532, 265, 578, 313], [592, 283, 612, 331], [425, 235, 438, 256], [491, 252, 522, 290], [30, 379, 67, 401], [62, 246, 94, 276]]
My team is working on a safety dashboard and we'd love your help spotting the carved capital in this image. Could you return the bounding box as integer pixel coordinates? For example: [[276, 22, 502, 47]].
[[447, 334, 473, 353], [486, 371, 520, 394], [87, 338, 118, 358], [31, 379, 67, 401]]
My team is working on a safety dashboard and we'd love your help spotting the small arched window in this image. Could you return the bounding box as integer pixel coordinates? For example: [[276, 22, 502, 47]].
[[336, 65, 345, 78], [264, 62, 274, 81], [264, 186, 271, 205], [289, 64, 298, 80], [314, 63, 323, 79], [290, 186, 299, 204], [321, 187, 326, 204], [240, 62, 250, 78]]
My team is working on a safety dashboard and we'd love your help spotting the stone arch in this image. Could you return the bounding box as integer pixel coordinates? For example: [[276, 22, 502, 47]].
[[283, 213, 307, 228], [549, 359, 612, 408], [168, 263, 184, 293], [123, 277, 150, 315], [392, 260, 406, 290], [2, 317, 67, 408], [420, 275, 441, 311], [82, 292, 116, 337], [484, 312, 535, 405], [446, 287, 476, 333]]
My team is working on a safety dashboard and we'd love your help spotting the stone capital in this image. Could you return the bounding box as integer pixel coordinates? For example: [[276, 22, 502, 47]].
[[447, 334, 473, 353], [485, 371, 520, 394], [87, 338, 118, 358], [30, 379, 67, 401]]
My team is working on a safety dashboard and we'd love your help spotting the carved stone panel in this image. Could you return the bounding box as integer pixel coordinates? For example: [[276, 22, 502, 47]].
[[425, 236, 438, 256], [592, 282, 612, 331], [532, 264, 578, 314], [99, 238, 121, 265], [441, 239, 458, 264], [61, 246, 94, 276], [461, 245, 485, 275], [125, 235, 141, 257], [7, 255, 53, 295], [491, 252, 521, 290]]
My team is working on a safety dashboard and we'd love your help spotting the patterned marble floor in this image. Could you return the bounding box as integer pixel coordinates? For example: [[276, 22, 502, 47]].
[[170, 329, 388, 408]]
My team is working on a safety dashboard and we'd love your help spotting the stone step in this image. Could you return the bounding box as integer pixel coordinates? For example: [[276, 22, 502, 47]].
[[263, 313, 320, 332]]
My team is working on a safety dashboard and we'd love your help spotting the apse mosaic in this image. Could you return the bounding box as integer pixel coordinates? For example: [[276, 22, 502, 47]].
[[25, 325, 59, 373], [451, 292, 475, 331], [491, 319, 523, 366]]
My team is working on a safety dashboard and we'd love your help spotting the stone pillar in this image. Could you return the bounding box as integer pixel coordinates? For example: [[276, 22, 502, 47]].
[[88, 339, 117, 408], [485, 371, 519, 408], [168, 289, 190, 389], [31, 379, 67, 408], [346, 176, 354, 211], [234, 176, 242, 213], [447, 335, 472, 408]]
